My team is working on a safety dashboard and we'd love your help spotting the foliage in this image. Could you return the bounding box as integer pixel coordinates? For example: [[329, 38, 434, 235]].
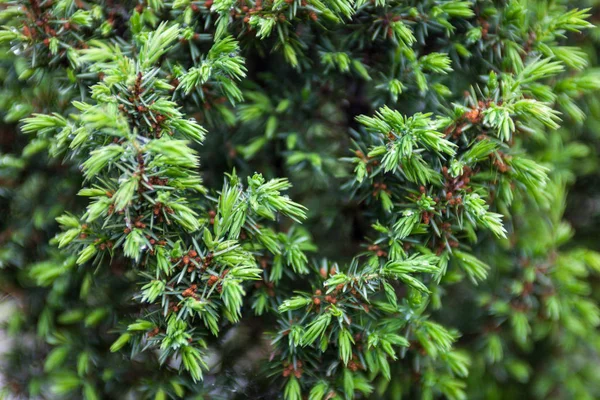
[[0, 0, 600, 399]]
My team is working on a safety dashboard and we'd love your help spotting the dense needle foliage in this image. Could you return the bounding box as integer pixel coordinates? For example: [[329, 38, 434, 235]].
[[0, 0, 600, 399]]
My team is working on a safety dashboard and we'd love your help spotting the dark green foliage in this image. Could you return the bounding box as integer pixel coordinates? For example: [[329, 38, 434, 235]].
[[0, 0, 600, 399]]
